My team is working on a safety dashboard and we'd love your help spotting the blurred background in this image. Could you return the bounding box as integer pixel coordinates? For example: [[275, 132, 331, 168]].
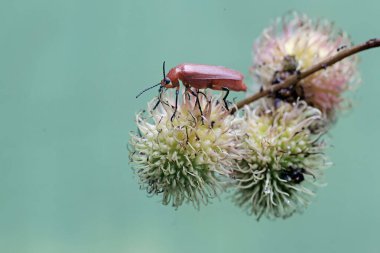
[[0, 0, 379, 252]]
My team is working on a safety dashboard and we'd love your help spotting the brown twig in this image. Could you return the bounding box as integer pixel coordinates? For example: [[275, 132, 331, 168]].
[[231, 38, 380, 114]]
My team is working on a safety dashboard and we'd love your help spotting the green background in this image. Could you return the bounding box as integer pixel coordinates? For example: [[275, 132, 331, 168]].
[[1, 0, 379, 252]]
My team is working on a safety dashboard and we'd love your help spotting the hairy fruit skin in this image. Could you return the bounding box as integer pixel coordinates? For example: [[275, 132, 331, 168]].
[[232, 101, 330, 219], [251, 12, 359, 119], [130, 92, 243, 208]]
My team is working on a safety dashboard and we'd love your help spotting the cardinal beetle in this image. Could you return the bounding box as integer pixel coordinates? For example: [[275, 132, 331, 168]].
[[136, 62, 247, 121]]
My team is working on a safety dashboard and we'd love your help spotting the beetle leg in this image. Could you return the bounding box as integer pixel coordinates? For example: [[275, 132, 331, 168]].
[[195, 89, 204, 124], [153, 87, 171, 110], [184, 85, 192, 101], [171, 87, 179, 121], [186, 88, 204, 124], [222, 87, 230, 111], [152, 100, 160, 110], [186, 87, 197, 97], [152, 86, 164, 110], [197, 90, 208, 100]]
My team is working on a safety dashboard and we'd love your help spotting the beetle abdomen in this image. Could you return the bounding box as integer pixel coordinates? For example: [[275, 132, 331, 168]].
[[176, 64, 247, 91]]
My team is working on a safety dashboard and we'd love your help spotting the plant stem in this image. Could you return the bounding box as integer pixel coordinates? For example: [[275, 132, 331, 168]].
[[231, 38, 380, 114]]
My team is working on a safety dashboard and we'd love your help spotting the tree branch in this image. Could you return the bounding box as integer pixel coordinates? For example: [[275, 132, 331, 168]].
[[231, 38, 380, 114]]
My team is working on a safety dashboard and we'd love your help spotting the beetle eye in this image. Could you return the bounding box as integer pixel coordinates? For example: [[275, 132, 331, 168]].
[[165, 78, 171, 84]]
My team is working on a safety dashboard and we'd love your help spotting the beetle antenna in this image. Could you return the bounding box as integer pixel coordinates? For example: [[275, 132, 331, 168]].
[[163, 61, 166, 78], [136, 83, 161, 98]]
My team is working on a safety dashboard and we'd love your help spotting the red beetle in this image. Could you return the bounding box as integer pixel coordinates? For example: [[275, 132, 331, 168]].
[[137, 62, 247, 120]]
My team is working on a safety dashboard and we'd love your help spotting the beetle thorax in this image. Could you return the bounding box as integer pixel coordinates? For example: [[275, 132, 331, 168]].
[[166, 67, 180, 83]]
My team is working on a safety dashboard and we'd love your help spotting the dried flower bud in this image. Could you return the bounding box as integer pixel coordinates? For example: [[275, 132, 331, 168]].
[[232, 101, 330, 219], [251, 12, 359, 119], [129, 92, 242, 208]]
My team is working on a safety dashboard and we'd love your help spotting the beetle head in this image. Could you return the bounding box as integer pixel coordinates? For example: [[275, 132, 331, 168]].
[[160, 61, 172, 88]]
